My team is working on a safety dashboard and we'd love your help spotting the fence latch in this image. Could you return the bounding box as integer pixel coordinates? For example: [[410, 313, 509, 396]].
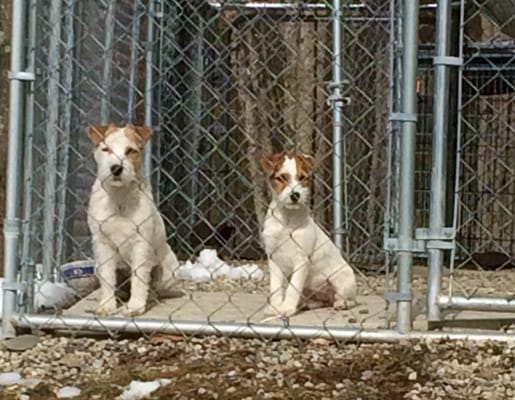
[[384, 227, 455, 254]]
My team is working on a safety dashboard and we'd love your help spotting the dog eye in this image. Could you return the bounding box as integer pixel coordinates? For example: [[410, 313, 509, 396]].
[[101, 147, 111, 153], [125, 147, 139, 156], [299, 174, 309, 182], [273, 174, 288, 183]]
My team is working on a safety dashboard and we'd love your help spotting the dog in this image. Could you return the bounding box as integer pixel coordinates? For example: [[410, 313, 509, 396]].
[[260, 152, 357, 317], [87, 124, 179, 316]]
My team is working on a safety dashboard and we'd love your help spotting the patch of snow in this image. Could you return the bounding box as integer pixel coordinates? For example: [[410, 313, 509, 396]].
[[175, 260, 211, 282], [175, 249, 263, 282], [0, 372, 23, 386], [56, 386, 81, 398], [119, 379, 171, 400]]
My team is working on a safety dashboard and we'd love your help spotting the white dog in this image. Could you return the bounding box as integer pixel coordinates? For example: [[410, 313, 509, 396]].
[[260, 152, 357, 317], [87, 124, 179, 316]]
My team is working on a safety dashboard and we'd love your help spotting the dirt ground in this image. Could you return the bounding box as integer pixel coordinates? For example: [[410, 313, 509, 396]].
[[1, 334, 515, 400]]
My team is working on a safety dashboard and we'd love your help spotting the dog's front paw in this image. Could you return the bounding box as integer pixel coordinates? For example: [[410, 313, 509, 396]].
[[96, 298, 118, 316], [263, 304, 281, 316], [122, 299, 147, 317], [274, 303, 298, 318]]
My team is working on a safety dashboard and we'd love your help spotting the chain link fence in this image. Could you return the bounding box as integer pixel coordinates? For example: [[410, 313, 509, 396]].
[[5, 0, 515, 340], [445, 0, 515, 306], [3, 0, 397, 338], [24, 0, 392, 268]]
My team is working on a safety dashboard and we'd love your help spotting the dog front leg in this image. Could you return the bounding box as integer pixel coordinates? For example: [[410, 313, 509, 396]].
[[276, 258, 309, 317], [124, 246, 153, 316], [94, 242, 120, 316], [263, 258, 285, 316]]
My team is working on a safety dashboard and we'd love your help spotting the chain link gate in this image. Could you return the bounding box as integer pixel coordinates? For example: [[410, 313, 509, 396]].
[[396, 0, 515, 329], [5, 0, 515, 341], [431, 0, 515, 324]]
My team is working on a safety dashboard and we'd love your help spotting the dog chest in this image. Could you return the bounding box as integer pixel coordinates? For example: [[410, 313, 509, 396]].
[[262, 220, 316, 262], [89, 195, 156, 247]]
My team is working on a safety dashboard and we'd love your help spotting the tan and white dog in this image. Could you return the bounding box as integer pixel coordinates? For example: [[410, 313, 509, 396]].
[[260, 152, 357, 317], [87, 124, 179, 316]]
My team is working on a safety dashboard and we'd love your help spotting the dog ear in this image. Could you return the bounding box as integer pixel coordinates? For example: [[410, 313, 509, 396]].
[[259, 152, 285, 176], [128, 125, 153, 146], [87, 125, 115, 146], [298, 154, 315, 174]]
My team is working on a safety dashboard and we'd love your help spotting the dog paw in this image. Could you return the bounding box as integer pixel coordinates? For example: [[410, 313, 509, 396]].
[[263, 304, 281, 316], [96, 299, 118, 316], [122, 299, 147, 317], [273, 303, 298, 318]]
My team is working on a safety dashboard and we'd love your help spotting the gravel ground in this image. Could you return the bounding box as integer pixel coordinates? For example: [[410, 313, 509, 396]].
[[1, 335, 515, 400], [4, 265, 514, 399]]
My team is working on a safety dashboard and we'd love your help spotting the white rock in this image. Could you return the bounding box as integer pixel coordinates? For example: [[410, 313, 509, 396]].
[[0, 372, 23, 386], [361, 370, 373, 380], [34, 280, 78, 311], [57, 386, 81, 398], [119, 379, 171, 400]]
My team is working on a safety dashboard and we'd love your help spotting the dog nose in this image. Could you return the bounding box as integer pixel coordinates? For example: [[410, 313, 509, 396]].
[[290, 192, 300, 203], [110, 164, 123, 176]]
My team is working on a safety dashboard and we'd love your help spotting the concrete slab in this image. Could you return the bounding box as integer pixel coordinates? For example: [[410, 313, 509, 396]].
[[65, 290, 397, 330], [64, 289, 515, 332]]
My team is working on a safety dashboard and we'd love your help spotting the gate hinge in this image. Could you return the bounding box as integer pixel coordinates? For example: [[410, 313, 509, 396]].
[[384, 227, 455, 254], [433, 56, 462, 67], [8, 71, 35, 81], [389, 112, 417, 123], [326, 80, 351, 108], [2, 281, 26, 293], [385, 291, 412, 302]]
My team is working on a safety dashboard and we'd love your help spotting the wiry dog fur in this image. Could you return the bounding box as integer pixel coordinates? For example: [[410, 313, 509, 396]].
[[260, 152, 357, 317], [87, 124, 179, 316]]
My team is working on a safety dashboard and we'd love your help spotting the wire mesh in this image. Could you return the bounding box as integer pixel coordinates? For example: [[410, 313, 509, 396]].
[[11, 0, 397, 339], [446, 0, 515, 303]]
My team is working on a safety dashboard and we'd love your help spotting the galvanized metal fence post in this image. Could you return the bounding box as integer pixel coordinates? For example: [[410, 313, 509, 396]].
[[21, 0, 38, 312], [143, 0, 157, 178], [395, 0, 419, 333], [42, 0, 63, 281], [427, 0, 456, 322], [101, 0, 116, 124], [55, 0, 76, 272], [330, 0, 344, 249], [127, 0, 142, 122], [2, 0, 29, 338]]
